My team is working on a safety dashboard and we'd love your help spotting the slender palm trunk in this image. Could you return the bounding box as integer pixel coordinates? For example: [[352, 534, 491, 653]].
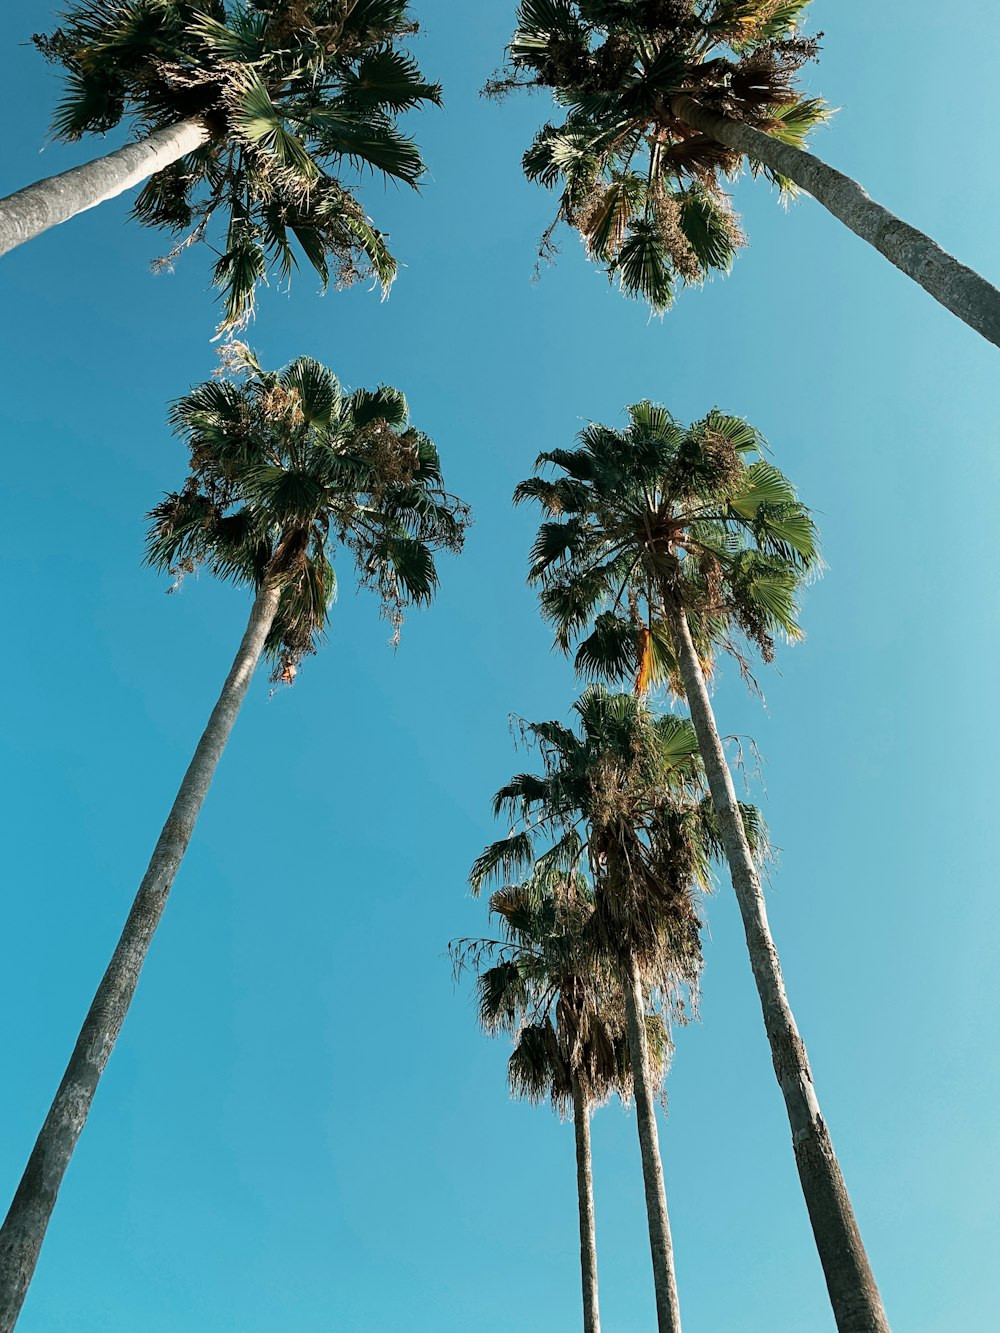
[[0, 118, 208, 258], [622, 956, 682, 1333], [571, 1076, 601, 1333], [664, 599, 889, 1333], [0, 577, 282, 1332], [671, 94, 1000, 349]]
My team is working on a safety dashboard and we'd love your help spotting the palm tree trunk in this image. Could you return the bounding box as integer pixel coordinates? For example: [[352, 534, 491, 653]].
[[0, 577, 282, 1332], [0, 118, 208, 258], [671, 94, 1000, 349], [664, 598, 889, 1333], [571, 1075, 601, 1333], [622, 956, 682, 1333]]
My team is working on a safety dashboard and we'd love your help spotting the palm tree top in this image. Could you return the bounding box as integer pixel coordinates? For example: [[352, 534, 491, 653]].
[[514, 400, 819, 693], [452, 870, 671, 1113], [34, 0, 442, 327], [146, 344, 470, 678], [469, 686, 766, 996], [490, 0, 826, 308]]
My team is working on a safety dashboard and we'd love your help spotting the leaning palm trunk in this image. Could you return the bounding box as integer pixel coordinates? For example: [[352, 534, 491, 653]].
[[672, 95, 1000, 350], [571, 1075, 601, 1333], [0, 118, 208, 258], [664, 599, 889, 1333], [0, 575, 281, 1332], [622, 957, 682, 1333]]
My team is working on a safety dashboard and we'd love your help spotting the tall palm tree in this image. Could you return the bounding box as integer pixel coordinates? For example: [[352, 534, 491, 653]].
[[452, 871, 643, 1333], [471, 688, 733, 1333], [1, 1, 441, 328], [515, 403, 889, 1333], [0, 348, 469, 1332], [495, 0, 1000, 348]]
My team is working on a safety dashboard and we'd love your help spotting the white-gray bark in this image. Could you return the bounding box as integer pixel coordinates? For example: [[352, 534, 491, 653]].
[[623, 957, 682, 1333], [672, 95, 1000, 349], [664, 600, 889, 1333], [571, 1076, 601, 1333], [0, 118, 208, 258], [0, 577, 282, 1332]]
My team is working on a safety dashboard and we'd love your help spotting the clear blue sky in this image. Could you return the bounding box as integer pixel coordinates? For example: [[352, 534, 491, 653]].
[[2, 4, 999, 1330]]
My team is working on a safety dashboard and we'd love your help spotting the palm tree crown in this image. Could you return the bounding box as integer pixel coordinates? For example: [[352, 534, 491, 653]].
[[35, 0, 441, 326], [514, 402, 819, 695], [453, 873, 664, 1113], [470, 687, 764, 988], [147, 345, 469, 678], [494, 0, 825, 308]]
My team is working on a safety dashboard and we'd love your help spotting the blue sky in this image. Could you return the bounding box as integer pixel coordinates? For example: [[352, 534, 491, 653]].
[[1, 3, 999, 1330]]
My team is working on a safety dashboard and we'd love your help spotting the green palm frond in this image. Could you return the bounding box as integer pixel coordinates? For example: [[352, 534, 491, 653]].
[[615, 220, 675, 311], [470, 832, 538, 892], [339, 48, 443, 111]]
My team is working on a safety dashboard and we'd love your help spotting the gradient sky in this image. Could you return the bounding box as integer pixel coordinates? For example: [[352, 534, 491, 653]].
[[2, 3, 999, 1330]]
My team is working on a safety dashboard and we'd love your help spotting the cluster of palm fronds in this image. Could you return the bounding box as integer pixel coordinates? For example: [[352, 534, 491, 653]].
[[486, 0, 826, 306], [5, 0, 992, 1326], [147, 344, 469, 675], [518, 401, 818, 688], [34, 0, 441, 326]]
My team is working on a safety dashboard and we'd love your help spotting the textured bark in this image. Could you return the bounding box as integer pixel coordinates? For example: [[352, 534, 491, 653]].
[[0, 578, 282, 1332], [623, 957, 682, 1333], [571, 1077, 601, 1333], [672, 95, 1000, 349], [0, 118, 208, 258], [664, 600, 889, 1333]]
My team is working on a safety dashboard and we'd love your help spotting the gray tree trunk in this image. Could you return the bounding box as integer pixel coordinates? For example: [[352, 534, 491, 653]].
[[664, 599, 889, 1333], [672, 94, 1000, 349], [571, 1076, 601, 1333], [0, 577, 283, 1332], [0, 118, 208, 258], [623, 957, 682, 1333]]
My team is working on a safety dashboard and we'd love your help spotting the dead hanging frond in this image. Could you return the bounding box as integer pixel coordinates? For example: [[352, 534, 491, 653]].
[[354, 421, 420, 493], [260, 383, 304, 423], [165, 556, 197, 594], [650, 184, 702, 283], [533, 217, 563, 282], [151, 214, 212, 275], [635, 627, 654, 696], [726, 732, 766, 798], [214, 340, 260, 379]]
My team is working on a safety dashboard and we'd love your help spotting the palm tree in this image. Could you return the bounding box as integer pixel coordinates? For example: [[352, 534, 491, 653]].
[[471, 688, 733, 1333], [494, 0, 1000, 348], [515, 402, 889, 1333], [1, 1, 441, 329], [452, 871, 640, 1333], [0, 347, 469, 1332]]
